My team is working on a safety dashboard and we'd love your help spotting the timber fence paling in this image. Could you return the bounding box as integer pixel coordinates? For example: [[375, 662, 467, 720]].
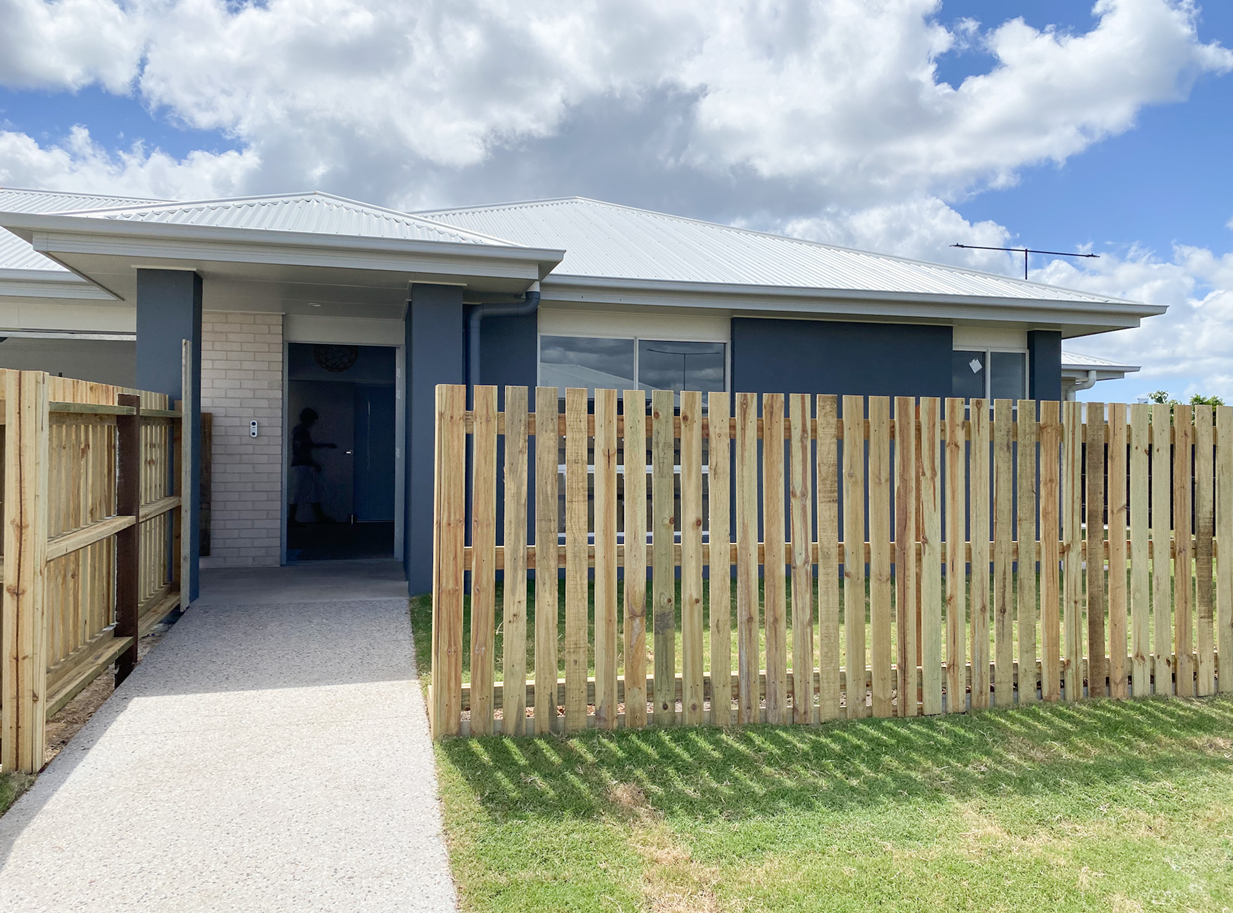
[[1, 368, 187, 773], [429, 384, 1233, 740]]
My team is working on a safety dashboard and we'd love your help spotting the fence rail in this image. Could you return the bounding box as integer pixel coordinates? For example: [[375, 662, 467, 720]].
[[1, 342, 192, 773], [430, 385, 1233, 739]]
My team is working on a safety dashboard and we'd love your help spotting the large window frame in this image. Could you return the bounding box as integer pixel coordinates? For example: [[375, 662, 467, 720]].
[[536, 331, 731, 397], [952, 345, 1030, 401]]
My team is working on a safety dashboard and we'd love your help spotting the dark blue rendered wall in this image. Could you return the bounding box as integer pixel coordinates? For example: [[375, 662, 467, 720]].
[[477, 313, 538, 399], [730, 318, 953, 398], [405, 284, 465, 595], [1028, 330, 1063, 401], [476, 313, 539, 558], [135, 269, 202, 601]]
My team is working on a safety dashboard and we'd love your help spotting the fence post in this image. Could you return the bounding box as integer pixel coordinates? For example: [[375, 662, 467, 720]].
[[2, 371, 50, 773], [430, 384, 467, 738], [179, 339, 193, 609], [115, 393, 141, 685], [172, 398, 183, 597]]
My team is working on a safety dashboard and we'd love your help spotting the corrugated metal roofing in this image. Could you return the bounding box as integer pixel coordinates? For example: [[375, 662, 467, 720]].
[[1060, 350, 1139, 371], [0, 187, 164, 272], [59, 192, 516, 247], [419, 197, 1128, 304]]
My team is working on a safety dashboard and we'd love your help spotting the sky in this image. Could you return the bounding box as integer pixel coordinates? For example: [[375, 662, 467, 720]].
[[0, 0, 1230, 403]]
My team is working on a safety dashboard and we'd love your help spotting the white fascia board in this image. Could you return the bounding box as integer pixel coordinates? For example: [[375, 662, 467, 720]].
[[0, 211, 564, 281], [1062, 366, 1140, 379], [33, 229, 551, 287], [0, 300, 135, 334], [540, 275, 1166, 331]]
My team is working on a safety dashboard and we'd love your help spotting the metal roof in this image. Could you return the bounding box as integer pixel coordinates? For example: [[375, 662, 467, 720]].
[[1060, 350, 1140, 373], [56, 191, 516, 247], [418, 197, 1130, 305], [0, 187, 164, 273]]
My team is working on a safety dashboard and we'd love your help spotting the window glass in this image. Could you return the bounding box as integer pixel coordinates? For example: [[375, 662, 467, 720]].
[[990, 351, 1026, 401], [952, 350, 986, 399], [638, 340, 726, 395], [539, 335, 635, 397]]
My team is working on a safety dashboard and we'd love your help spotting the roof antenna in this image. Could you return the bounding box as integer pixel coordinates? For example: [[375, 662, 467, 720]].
[[951, 244, 1099, 281]]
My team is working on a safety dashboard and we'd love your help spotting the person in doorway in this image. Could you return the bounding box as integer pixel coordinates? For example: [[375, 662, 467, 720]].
[[289, 407, 337, 525]]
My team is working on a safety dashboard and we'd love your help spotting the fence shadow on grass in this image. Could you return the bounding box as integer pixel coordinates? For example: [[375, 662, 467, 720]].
[[437, 697, 1233, 823]]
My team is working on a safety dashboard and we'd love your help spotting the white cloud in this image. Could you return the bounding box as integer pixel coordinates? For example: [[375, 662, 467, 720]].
[[779, 196, 1014, 273], [0, 126, 258, 200], [1038, 243, 1233, 400], [0, 0, 144, 92]]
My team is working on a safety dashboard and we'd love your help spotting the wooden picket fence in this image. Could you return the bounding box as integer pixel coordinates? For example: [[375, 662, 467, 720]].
[[0, 344, 193, 772], [429, 384, 1233, 738]]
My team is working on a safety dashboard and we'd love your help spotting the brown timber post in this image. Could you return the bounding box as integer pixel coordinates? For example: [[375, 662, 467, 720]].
[[115, 394, 141, 685], [179, 339, 193, 609], [171, 399, 183, 596], [1, 371, 50, 773]]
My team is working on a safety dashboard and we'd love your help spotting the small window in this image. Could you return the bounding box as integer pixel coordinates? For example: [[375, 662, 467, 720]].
[[990, 351, 1026, 400], [952, 350, 986, 399], [952, 348, 1027, 400]]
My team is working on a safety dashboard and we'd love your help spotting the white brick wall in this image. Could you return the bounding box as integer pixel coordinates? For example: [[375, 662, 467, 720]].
[[200, 312, 284, 567]]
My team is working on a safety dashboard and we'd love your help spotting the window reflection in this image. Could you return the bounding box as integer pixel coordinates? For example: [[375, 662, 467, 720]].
[[952, 350, 985, 399], [990, 351, 1026, 400], [540, 335, 635, 397], [638, 340, 725, 395]]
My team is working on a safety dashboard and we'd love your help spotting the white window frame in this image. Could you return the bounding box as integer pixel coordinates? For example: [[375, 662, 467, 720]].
[[953, 345, 1030, 401]]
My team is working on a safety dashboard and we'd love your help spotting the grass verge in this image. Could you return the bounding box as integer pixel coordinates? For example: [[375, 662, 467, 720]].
[[0, 771, 34, 817], [413, 597, 1233, 912]]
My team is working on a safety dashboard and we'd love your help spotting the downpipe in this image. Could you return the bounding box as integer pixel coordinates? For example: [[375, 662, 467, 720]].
[[467, 281, 541, 402]]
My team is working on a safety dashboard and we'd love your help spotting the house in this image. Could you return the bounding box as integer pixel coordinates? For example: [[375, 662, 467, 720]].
[[1060, 350, 1141, 400], [0, 189, 1165, 595]]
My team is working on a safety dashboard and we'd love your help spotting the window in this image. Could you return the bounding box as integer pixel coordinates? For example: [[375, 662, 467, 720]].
[[540, 335, 726, 399], [539, 335, 635, 394], [952, 349, 1027, 400]]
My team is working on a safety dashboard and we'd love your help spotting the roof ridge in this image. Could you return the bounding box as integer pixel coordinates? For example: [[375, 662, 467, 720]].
[[0, 186, 168, 204]]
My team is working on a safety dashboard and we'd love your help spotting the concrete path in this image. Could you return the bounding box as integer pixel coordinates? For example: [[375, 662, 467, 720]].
[[0, 560, 457, 912]]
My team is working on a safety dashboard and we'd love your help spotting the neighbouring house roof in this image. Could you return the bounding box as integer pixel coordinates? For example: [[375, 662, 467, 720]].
[[417, 197, 1134, 307], [0, 187, 164, 275], [1060, 350, 1140, 374]]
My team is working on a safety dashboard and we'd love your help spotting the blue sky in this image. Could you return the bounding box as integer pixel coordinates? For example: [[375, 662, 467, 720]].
[[0, 0, 1230, 403]]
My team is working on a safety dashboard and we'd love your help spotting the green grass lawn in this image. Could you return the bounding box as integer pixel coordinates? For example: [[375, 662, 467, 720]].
[[0, 771, 33, 817], [414, 595, 1233, 912]]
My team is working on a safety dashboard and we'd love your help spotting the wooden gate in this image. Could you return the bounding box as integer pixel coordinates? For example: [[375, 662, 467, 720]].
[[430, 384, 1233, 738], [0, 344, 193, 772]]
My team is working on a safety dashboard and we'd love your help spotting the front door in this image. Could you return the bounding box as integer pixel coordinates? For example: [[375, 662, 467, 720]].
[[286, 343, 397, 560]]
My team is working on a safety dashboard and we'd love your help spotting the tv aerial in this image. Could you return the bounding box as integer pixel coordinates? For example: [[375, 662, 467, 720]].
[[951, 244, 1099, 280]]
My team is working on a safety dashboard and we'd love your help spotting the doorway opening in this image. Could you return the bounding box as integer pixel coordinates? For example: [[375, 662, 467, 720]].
[[287, 343, 397, 560]]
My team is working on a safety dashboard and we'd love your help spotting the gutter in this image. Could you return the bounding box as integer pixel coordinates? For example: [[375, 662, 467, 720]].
[[468, 281, 541, 400]]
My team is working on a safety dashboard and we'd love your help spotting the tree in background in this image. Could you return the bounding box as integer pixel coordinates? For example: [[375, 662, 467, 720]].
[[1147, 391, 1225, 407]]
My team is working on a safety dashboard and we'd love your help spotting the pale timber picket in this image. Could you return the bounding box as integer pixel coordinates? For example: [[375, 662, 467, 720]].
[[430, 385, 1233, 739]]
